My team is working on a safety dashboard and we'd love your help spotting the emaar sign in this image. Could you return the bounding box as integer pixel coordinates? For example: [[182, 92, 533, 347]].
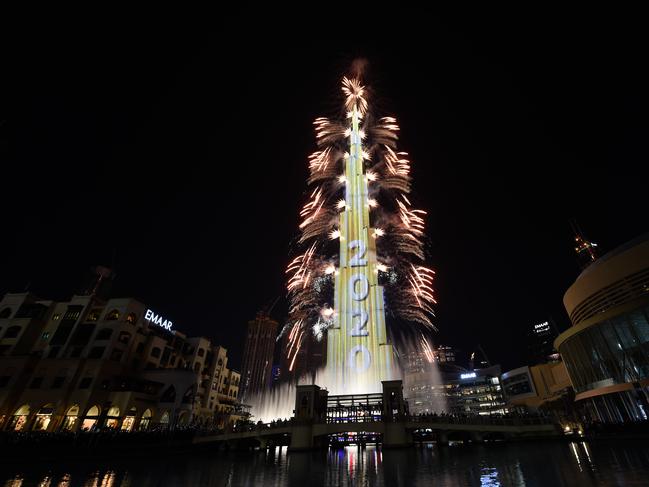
[[145, 309, 173, 331]]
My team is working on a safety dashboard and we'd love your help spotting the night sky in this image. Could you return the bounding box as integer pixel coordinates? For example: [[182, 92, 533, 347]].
[[2, 12, 647, 371]]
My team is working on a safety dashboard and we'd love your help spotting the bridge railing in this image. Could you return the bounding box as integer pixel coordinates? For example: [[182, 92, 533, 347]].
[[204, 414, 555, 436], [407, 415, 555, 427]]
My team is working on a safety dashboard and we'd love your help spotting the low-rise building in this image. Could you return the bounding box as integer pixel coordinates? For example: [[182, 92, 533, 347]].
[[555, 234, 649, 423], [0, 281, 243, 432]]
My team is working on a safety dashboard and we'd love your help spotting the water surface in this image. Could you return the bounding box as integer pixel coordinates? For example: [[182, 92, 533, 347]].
[[2, 440, 649, 486]]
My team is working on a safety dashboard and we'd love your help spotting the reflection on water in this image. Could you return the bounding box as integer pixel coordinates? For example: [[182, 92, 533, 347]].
[[2, 441, 649, 486]]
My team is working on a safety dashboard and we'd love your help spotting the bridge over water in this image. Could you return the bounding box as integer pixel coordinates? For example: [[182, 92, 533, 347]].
[[194, 381, 560, 450]]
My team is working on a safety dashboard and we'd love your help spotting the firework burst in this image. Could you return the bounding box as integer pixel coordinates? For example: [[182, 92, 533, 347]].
[[283, 68, 436, 365]]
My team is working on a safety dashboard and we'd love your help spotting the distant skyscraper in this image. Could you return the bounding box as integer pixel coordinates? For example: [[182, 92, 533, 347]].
[[527, 319, 559, 364], [240, 311, 278, 401], [435, 345, 456, 364]]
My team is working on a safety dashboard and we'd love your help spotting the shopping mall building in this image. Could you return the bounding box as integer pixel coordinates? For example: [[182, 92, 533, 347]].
[[402, 346, 507, 416], [0, 282, 243, 432], [555, 234, 649, 423]]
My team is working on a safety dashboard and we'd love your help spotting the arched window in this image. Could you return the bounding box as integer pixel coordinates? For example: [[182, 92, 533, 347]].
[[82, 405, 101, 431], [33, 404, 55, 431], [126, 313, 137, 325], [197, 348, 205, 357], [118, 331, 131, 344], [160, 411, 170, 427], [86, 310, 101, 322], [9, 404, 30, 431], [4, 326, 21, 339], [182, 385, 194, 404], [62, 405, 80, 431], [66, 405, 80, 415], [105, 406, 120, 429], [121, 407, 137, 431], [177, 410, 189, 426], [106, 310, 120, 321], [151, 347, 161, 359], [0, 307, 12, 319], [95, 328, 112, 340], [139, 409, 152, 431]]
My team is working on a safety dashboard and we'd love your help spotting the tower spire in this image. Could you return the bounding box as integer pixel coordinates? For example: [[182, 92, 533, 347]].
[[570, 219, 598, 270]]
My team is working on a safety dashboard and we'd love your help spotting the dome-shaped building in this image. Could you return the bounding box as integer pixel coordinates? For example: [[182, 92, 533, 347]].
[[556, 233, 649, 423]]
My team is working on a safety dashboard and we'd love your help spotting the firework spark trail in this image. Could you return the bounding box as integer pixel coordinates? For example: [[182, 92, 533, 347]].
[[420, 335, 435, 363], [284, 69, 436, 365]]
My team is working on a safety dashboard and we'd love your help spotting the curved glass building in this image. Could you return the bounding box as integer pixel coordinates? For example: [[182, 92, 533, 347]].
[[555, 234, 649, 423]]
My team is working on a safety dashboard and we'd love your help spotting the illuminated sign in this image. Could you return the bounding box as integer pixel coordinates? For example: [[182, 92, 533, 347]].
[[145, 309, 173, 331], [461, 372, 477, 379], [534, 321, 550, 334]]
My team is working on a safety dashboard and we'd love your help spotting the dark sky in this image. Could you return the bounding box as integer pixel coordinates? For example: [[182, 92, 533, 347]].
[[2, 12, 647, 370]]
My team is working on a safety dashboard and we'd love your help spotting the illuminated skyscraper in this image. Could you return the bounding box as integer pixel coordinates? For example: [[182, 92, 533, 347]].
[[527, 319, 559, 364], [240, 311, 278, 400], [285, 73, 435, 397], [324, 95, 396, 394]]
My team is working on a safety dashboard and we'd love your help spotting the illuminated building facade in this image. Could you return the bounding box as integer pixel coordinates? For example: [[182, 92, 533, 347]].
[[436, 345, 456, 364], [555, 234, 649, 423], [240, 311, 278, 400], [402, 350, 454, 415], [325, 99, 396, 394], [0, 285, 243, 432], [502, 363, 571, 411], [450, 365, 507, 416], [401, 345, 505, 416]]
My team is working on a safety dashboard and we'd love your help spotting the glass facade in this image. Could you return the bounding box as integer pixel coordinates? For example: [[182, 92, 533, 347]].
[[559, 304, 649, 394], [453, 375, 506, 416]]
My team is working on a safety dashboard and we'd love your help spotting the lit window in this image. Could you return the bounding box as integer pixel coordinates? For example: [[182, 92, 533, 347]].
[[106, 310, 120, 321], [86, 310, 101, 322]]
